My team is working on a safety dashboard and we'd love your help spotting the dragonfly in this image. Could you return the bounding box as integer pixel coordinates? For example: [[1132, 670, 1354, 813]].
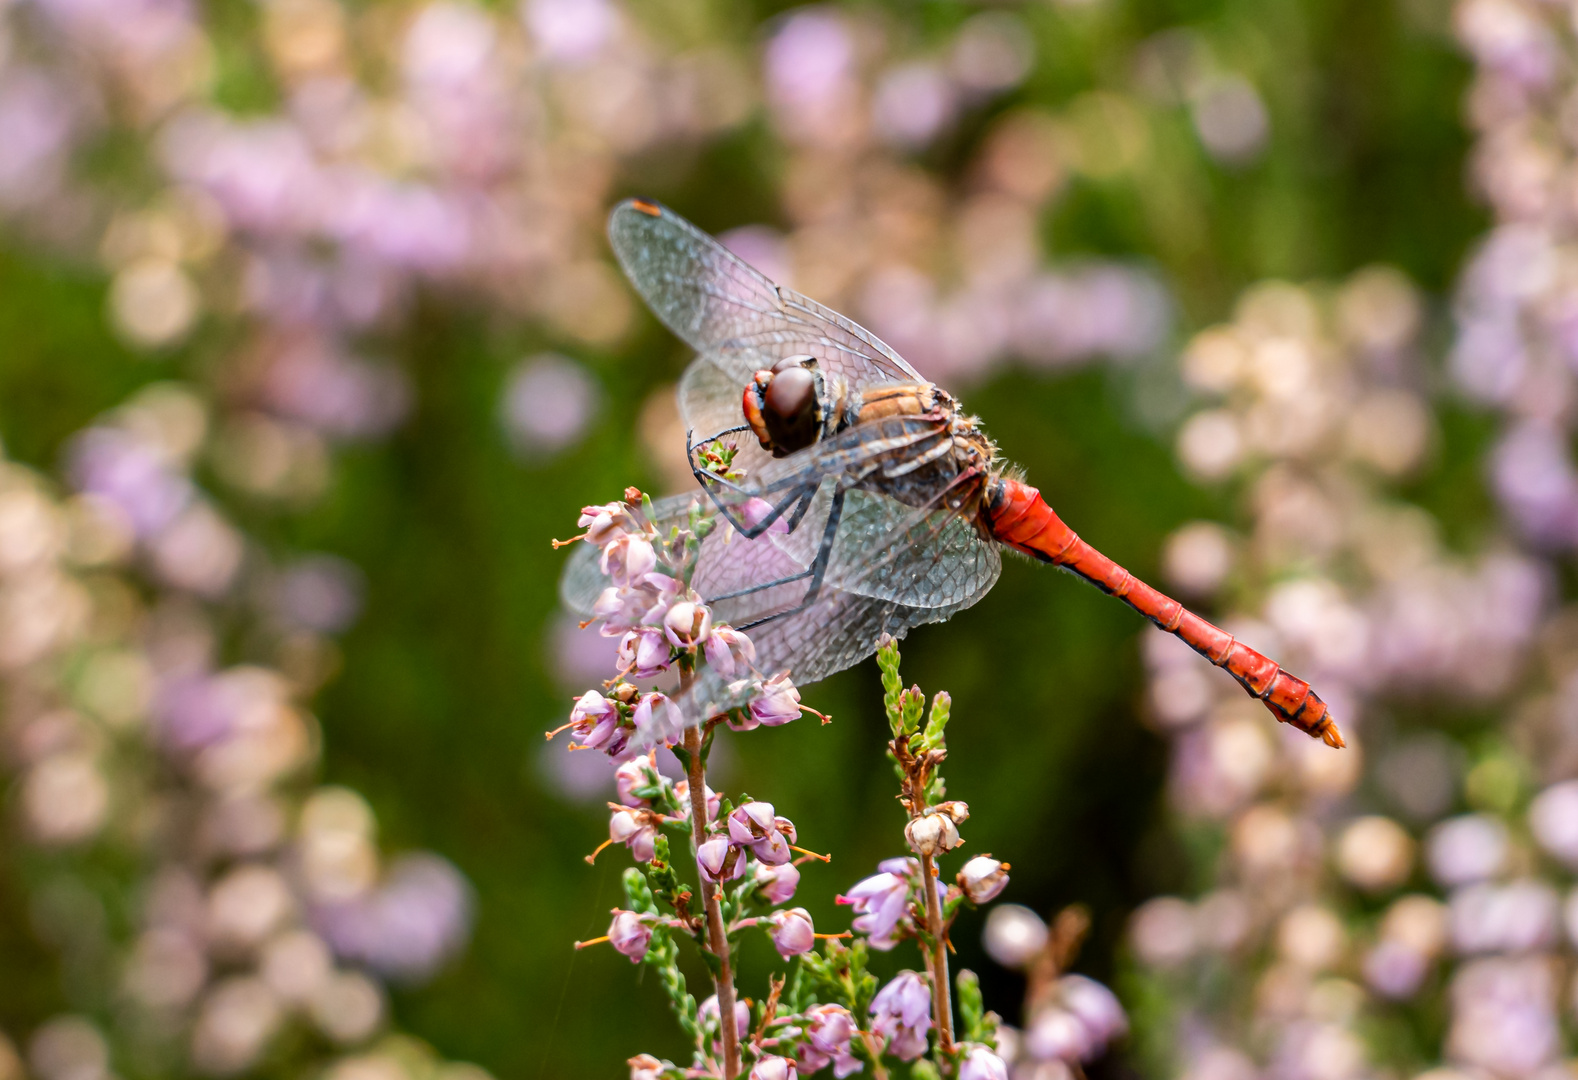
[[560, 198, 1343, 750]]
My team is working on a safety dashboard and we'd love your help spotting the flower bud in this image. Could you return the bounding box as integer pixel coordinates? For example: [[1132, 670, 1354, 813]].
[[768, 907, 816, 958], [663, 600, 713, 649], [905, 812, 962, 856], [957, 856, 1009, 903], [959, 1046, 1009, 1080], [609, 910, 651, 963], [754, 862, 800, 904], [615, 754, 659, 808], [934, 800, 970, 824], [749, 1056, 796, 1080], [628, 1054, 666, 1080]]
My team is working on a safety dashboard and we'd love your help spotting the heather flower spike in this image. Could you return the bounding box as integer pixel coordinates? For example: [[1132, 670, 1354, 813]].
[[560, 510, 1015, 1078]]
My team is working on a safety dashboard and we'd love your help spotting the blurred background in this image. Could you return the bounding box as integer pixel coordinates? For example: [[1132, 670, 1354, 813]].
[[4, 0, 1575, 1076]]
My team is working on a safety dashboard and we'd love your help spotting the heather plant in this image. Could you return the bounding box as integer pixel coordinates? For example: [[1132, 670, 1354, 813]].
[[554, 490, 1123, 1079]]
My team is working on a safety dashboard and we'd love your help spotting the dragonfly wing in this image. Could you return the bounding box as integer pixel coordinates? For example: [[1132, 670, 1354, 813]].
[[609, 199, 923, 390], [666, 581, 981, 741], [677, 356, 778, 479], [825, 491, 1002, 611]]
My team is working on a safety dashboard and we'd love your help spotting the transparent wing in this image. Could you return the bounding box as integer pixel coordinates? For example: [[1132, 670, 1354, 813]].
[[609, 199, 923, 390], [677, 356, 777, 479]]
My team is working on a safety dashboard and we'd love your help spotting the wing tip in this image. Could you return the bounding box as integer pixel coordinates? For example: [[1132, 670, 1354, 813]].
[[613, 197, 663, 220]]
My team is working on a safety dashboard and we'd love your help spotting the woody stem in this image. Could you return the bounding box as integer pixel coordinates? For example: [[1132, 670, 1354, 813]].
[[919, 850, 954, 1057], [685, 717, 740, 1078]]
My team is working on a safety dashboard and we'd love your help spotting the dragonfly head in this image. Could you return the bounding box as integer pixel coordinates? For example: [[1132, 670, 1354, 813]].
[[743, 355, 827, 457]]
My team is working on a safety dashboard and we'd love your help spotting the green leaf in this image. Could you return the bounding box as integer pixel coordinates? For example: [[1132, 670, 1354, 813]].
[[900, 686, 924, 736], [624, 867, 658, 915], [922, 691, 951, 748], [956, 969, 985, 1042], [877, 637, 903, 734]]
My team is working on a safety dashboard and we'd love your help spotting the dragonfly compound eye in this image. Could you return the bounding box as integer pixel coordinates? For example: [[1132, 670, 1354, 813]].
[[762, 365, 819, 455]]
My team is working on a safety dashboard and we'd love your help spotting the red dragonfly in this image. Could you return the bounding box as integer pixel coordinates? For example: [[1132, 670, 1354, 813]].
[[562, 198, 1343, 749]]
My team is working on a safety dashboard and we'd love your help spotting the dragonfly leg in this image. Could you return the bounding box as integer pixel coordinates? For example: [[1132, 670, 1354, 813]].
[[738, 486, 846, 632], [704, 481, 816, 541], [706, 565, 814, 603]]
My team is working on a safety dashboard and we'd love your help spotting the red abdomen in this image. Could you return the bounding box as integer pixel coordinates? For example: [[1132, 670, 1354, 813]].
[[984, 478, 1343, 747]]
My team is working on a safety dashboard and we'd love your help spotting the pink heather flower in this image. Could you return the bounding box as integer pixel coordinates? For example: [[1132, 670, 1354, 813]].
[[663, 600, 712, 649], [838, 861, 914, 950], [871, 970, 932, 1061], [959, 1046, 1009, 1080], [740, 497, 792, 534], [608, 910, 651, 962], [754, 862, 801, 904], [799, 1003, 860, 1077], [750, 673, 803, 727], [601, 533, 658, 586], [628, 1054, 665, 1080], [750, 1056, 795, 1080], [609, 808, 657, 863], [958, 856, 1009, 903], [631, 692, 682, 745], [699, 994, 751, 1043], [698, 836, 744, 884], [617, 627, 671, 678], [615, 754, 660, 807], [593, 573, 681, 635], [767, 907, 816, 958], [578, 502, 641, 546], [672, 780, 721, 822], [727, 801, 798, 865], [728, 800, 778, 844], [704, 624, 757, 678], [569, 690, 625, 752], [1365, 939, 1430, 999]]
